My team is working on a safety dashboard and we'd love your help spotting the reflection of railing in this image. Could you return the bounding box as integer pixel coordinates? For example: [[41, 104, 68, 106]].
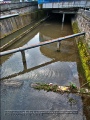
[[1, 60, 55, 80]]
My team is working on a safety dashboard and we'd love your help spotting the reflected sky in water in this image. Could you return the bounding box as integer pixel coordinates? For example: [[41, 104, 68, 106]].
[[1, 18, 88, 120], [1, 33, 51, 78]]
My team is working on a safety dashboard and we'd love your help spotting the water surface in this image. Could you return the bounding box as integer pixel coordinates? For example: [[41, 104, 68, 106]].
[[1, 15, 90, 120]]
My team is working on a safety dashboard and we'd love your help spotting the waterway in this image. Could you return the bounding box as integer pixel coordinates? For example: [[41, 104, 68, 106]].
[[1, 14, 90, 120]]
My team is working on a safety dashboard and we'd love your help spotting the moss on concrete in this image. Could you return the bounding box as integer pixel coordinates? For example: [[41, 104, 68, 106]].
[[78, 41, 90, 85], [72, 21, 80, 33], [72, 21, 90, 86]]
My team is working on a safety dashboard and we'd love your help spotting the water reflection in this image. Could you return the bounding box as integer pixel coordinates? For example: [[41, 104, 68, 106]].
[[1, 33, 52, 79], [39, 32, 78, 62], [1, 52, 23, 79], [1, 18, 88, 120], [61, 22, 64, 30], [1, 32, 78, 79]]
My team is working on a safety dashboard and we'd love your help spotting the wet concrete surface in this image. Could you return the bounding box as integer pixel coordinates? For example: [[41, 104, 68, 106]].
[[1, 14, 90, 120]]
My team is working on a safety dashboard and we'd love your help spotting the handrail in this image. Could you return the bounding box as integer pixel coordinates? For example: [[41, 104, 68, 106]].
[[0, 32, 85, 56]]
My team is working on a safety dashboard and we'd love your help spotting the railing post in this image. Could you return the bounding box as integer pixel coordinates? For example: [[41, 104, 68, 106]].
[[62, 13, 65, 23], [57, 42, 61, 52], [21, 50, 27, 70]]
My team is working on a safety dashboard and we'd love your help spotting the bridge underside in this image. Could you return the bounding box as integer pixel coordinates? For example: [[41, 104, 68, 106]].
[[38, 1, 90, 9]]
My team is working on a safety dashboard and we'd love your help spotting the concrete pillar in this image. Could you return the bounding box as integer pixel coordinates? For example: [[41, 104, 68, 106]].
[[62, 13, 65, 23], [21, 51, 27, 70], [57, 42, 61, 52]]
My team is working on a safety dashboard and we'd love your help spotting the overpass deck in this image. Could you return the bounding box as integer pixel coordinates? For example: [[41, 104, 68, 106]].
[[38, 0, 90, 9]]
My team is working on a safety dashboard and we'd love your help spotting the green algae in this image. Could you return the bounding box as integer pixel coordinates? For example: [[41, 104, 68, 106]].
[[72, 21, 90, 86], [32, 83, 58, 92]]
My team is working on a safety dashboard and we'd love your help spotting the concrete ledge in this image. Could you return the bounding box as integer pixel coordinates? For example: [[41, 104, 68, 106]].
[[0, 13, 19, 19]]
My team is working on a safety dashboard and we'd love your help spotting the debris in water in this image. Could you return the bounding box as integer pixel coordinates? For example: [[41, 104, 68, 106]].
[[31, 83, 90, 95], [3, 80, 23, 87]]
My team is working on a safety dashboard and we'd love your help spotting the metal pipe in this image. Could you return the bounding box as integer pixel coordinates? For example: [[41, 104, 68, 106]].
[[0, 32, 85, 56]]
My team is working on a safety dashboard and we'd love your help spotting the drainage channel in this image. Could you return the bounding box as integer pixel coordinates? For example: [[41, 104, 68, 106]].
[[1, 14, 90, 120]]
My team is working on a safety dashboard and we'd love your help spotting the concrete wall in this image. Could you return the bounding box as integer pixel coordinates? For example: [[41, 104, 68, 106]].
[[1, 6, 38, 15], [0, 2, 38, 16], [76, 9, 90, 46], [0, 2, 37, 12], [0, 1, 47, 39], [0, 10, 46, 39]]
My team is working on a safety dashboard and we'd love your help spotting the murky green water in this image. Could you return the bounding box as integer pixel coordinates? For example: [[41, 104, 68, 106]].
[[1, 14, 90, 120]]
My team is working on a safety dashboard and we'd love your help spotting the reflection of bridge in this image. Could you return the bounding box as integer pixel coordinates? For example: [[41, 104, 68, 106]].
[[38, 0, 90, 9]]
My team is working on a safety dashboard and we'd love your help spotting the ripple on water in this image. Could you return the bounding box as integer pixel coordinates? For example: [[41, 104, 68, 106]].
[[3, 61, 79, 87]]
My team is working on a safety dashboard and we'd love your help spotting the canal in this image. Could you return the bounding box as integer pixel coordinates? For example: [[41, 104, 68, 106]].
[[1, 14, 90, 120]]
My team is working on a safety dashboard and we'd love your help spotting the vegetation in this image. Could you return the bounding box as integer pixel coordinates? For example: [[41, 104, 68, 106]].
[[78, 41, 90, 85], [69, 82, 77, 90], [68, 97, 77, 104], [72, 22, 80, 33], [72, 21, 90, 86], [31, 83, 58, 92], [31, 83, 90, 95]]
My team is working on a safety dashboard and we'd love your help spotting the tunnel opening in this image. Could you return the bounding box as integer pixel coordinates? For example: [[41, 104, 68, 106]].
[[47, 12, 76, 23]]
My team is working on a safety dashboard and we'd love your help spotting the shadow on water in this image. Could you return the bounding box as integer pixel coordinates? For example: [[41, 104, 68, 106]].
[[1, 14, 90, 120]]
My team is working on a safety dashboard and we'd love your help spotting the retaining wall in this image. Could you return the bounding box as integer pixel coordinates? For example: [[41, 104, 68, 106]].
[[1, 5, 38, 16], [0, 9, 46, 39], [72, 9, 90, 85], [76, 9, 90, 47], [0, 2, 39, 39], [0, 2, 37, 12]]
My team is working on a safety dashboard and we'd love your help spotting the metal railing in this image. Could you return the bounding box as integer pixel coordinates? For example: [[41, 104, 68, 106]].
[[0, 32, 85, 56]]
